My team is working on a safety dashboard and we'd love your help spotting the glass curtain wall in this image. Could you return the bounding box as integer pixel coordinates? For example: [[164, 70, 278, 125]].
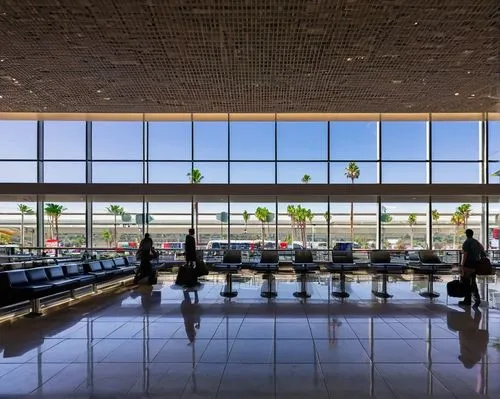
[[0, 113, 498, 251]]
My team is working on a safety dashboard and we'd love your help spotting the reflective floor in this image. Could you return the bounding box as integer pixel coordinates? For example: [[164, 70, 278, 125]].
[[0, 275, 499, 398]]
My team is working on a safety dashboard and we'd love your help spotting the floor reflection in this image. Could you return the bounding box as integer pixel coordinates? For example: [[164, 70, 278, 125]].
[[0, 276, 498, 398]]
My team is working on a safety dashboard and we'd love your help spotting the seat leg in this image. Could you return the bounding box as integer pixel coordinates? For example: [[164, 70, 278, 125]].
[[261, 272, 277, 298], [293, 273, 311, 298], [372, 274, 393, 299], [331, 271, 350, 298], [25, 298, 43, 318], [221, 273, 238, 298], [419, 274, 440, 299]]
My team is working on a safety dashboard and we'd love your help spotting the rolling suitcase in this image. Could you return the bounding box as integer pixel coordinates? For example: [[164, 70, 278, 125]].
[[447, 279, 466, 298]]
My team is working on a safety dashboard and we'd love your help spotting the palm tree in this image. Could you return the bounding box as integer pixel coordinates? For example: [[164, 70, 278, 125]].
[[301, 174, 311, 184], [431, 209, 440, 232], [101, 230, 113, 247], [451, 212, 463, 249], [17, 204, 34, 247], [287, 205, 297, 244], [408, 213, 417, 248], [187, 168, 204, 244], [106, 205, 125, 246], [255, 207, 270, 245], [345, 162, 360, 241], [324, 211, 331, 246], [492, 170, 500, 183], [44, 203, 66, 242], [457, 203, 472, 228], [242, 210, 250, 233], [380, 207, 393, 248], [293, 205, 313, 248]]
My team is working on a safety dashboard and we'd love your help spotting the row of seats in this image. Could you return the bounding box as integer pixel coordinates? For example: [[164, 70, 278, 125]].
[[0, 256, 139, 312], [210, 249, 464, 299], [0, 256, 87, 271]]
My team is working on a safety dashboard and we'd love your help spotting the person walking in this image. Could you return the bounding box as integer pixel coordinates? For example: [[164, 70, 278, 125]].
[[460, 229, 485, 308], [185, 228, 197, 267]]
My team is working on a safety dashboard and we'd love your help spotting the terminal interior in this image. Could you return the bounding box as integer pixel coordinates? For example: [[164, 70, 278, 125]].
[[0, 1, 499, 398]]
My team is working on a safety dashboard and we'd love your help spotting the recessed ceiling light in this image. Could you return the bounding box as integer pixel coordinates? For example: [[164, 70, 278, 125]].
[[467, 71, 471, 74], [471, 94, 475, 97], [97, 89, 102, 93], [346, 57, 352, 61], [103, 97, 111, 100], [414, 22, 419, 25], [0, 59, 4, 62], [454, 92, 460, 96], [0, 95, 3, 99], [392, 80, 402, 84]]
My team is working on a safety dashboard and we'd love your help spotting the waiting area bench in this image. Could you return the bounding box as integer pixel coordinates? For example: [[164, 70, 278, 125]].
[[0, 256, 138, 316]]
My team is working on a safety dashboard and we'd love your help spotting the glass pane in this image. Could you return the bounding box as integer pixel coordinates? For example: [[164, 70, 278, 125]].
[[93, 202, 144, 248], [44, 121, 86, 160], [0, 120, 37, 159], [381, 202, 428, 250], [92, 162, 143, 183], [277, 201, 328, 255], [330, 202, 377, 252], [0, 201, 37, 249], [230, 202, 277, 261], [44, 162, 86, 183], [193, 162, 228, 183], [230, 162, 275, 184], [431, 202, 483, 250], [0, 162, 37, 183], [92, 121, 143, 160], [432, 121, 480, 160], [330, 162, 377, 184], [488, 120, 499, 161], [231, 121, 274, 160], [194, 121, 228, 160], [432, 162, 480, 183], [490, 162, 500, 184], [382, 162, 427, 183], [43, 202, 86, 249], [489, 197, 500, 251], [382, 121, 426, 160], [277, 162, 327, 184], [148, 121, 191, 161], [196, 201, 229, 247], [148, 162, 192, 183], [147, 202, 192, 251], [277, 122, 327, 160], [330, 121, 377, 160]]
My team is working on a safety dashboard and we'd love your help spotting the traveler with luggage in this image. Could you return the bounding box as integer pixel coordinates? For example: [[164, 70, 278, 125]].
[[176, 229, 199, 287], [459, 229, 486, 308]]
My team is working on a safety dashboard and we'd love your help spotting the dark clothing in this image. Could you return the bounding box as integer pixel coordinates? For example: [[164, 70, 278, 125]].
[[462, 237, 484, 268], [139, 237, 153, 252], [462, 272, 480, 304], [185, 234, 197, 263]]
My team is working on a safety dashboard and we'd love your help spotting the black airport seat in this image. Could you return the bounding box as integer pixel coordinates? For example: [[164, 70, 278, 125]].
[[369, 250, 407, 299], [125, 255, 139, 267], [113, 257, 136, 273], [252, 250, 279, 298], [84, 261, 110, 280], [214, 250, 242, 298], [409, 250, 453, 299], [0, 270, 53, 305], [100, 259, 124, 276], [44, 266, 81, 289], [26, 268, 74, 292], [292, 250, 319, 299], [326, 250, 359, 298], [61, 263, 96, 285]]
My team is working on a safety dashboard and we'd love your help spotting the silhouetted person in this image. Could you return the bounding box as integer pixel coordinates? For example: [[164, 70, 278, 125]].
[[460, 229, 485, 307], [139, 233, 153, 253], [185, 228, 196, 267]]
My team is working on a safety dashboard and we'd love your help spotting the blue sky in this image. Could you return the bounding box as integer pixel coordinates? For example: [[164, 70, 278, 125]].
[[0, 118, 498, 188]]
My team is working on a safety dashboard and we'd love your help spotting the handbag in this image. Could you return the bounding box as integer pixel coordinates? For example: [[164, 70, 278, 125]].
[[475, 257, 492, 276], [195, 261, 209, 277], [175, 264, 198, 287]]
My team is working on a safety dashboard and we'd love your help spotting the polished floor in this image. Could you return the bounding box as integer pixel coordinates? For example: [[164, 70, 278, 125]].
[[0, 275, 499, 399]]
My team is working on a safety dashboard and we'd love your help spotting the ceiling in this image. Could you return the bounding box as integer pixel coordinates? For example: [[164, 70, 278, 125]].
[[0, 0, 498, 114]]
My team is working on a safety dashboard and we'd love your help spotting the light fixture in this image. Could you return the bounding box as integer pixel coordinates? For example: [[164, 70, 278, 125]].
[[467, 71, 471, 74], [97, 89, 102, 93], [0, 95, 3, 99], [471, 94, 475, 97], [454, 92, 460, 96], [414, 22, 419, 25], [103, 97, 111, 100], [346, 57, 352, 61], [0, 59, 4, 62]]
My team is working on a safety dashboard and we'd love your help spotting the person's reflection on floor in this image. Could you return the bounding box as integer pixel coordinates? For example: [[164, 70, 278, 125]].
[[181, 289, 200, 344], [449, 308, 489, 369]]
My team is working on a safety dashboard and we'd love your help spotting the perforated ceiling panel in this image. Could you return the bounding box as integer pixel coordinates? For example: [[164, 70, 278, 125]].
[[0, 0, 498, 113]]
